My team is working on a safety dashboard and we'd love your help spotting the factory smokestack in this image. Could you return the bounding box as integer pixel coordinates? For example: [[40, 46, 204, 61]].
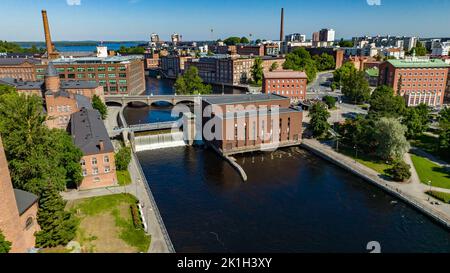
[[280, 8, 284, 42], [41, 10, 58, 60]]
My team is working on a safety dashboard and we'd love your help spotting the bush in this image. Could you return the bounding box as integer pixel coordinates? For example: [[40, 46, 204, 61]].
[[386, 160, 411, 182], [130, 203, 143, 229], [426, 191, 450, 203], [116, 146, 131, 171], [323, 95, 336, 109]]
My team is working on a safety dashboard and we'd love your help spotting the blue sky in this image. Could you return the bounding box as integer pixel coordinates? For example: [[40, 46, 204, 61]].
[[1, 0, 449, 41]]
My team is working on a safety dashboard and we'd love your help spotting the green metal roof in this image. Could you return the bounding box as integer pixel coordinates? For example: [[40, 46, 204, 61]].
[[365, 68, 379, 77], [387, 58, 450, 68]]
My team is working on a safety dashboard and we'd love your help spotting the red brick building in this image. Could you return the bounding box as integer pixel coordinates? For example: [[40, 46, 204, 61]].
[[378, 58, 449, 107], [202, 94, 303, 155], [236, 45, 265, 56], [262, 70, 308, 102], [0, 136, 40, 253], [70, 108, 117, 190]]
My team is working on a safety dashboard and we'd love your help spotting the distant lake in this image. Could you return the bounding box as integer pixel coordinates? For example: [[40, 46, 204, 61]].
[[17, 41, 145, 52]]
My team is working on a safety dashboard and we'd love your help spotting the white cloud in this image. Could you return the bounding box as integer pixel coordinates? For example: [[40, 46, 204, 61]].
[[367, 0, 381, 5], [67, 0, 81, 6]]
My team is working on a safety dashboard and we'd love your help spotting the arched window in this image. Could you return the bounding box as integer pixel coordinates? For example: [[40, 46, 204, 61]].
[[25, 217, 34, 230]]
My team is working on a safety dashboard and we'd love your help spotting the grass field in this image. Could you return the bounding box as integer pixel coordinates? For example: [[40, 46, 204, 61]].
[[117, 170, 132, 186], [338, 146, 392, 176], [66, 194, 150, 253], [426, 191, 450, 203], [410, 154, 450, 190]]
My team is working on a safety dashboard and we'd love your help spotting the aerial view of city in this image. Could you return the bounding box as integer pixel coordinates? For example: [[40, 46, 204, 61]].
[[0, 0, 449, 268]]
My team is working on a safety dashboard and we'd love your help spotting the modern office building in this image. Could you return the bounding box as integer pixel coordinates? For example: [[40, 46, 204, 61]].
[[35, 56, 145, 95], [262, 70, 308, 102], [70, 108, 117, 190], [202, 94, 303, 155], [378, 56, 449, 107], [0, 136, 40, 253]]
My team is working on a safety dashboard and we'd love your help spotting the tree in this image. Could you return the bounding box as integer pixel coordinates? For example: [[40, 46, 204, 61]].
[[403, 107, 425, 139], [174, 66, 212, 95], [386, 161, 412, 182], [240, 37, 250, 44], [313, 53, 335, 71], [35, 185, 77, 248], [251, 58, 264, 85], [269, 62, 279, 71], [323, 95, 336, 109], [369, 85, 406, 118], [341, 71, 371, 104], [309, 102, 330, 138], [223, 37, 242, 46], [333, 62, 357, 89], [0, 84, 15, 96], [338, 39, 354, 47], [0, 230, 11, 253], [255, 39, 262, 44], [373, 117, 410, 161], [439, 107, 450, 131], [408, 42, 427, 56], [118, 46, 145, 55], [283, 47, 317, 83], [92, 95, 108, 120], [116, 146, 131, 171]]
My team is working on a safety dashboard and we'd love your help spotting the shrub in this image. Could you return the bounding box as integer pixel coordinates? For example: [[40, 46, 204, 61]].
[[386, 160, 411, 182], [323, 95, 336, 109], [130, 203, 143, 229], [116, 146, 131, 171], [426, 191, 450, 203]]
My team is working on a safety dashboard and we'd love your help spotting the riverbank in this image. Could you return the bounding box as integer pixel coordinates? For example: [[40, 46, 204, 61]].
[[301, 138, 450, 229]]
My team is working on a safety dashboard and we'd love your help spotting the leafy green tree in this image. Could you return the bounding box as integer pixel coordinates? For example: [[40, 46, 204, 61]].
[[342, 71, 371, 104], [255, 39, 262, 44], [283, 47, 317, 83], [313, 53, 335, 71], [118, 46, 145, 54], [439, 107, 450, 131], [369, 85, 406, 118], [269, 62, 279, 71], [35, 185, 77, 248], [0, 230, 11, 253], [333, 62, 357, 89], [373, 117, 410, 161], [408, 42, 427, 56], [92, 95, 108, 120], [223, 37, 242, 46], [240, 37, 250, 44], [0, 84, 15, 96], [403, 107, 425, 139], [338, 39, 354, 47], [309, 102, 331, 138], [116, 146, 131, 171], [323, 95, 336, 109], [386, 161, 412, 182], [174, 66, 212, 95], [0, 41, 44, 54], [251, 58, 264, 85], [439, 128, 450, 158]]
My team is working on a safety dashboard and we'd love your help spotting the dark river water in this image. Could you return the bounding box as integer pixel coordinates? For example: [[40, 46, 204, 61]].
[[137, 146, 450, 253]]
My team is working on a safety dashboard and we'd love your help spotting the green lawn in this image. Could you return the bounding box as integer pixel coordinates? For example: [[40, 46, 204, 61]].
[[117, 170, 132, 186], [426, 191, 450, 203], [410, 134, 440, 155], [410, 154, 450, 189], [67, 194, 150, 253], [338, 146, 392, 175]]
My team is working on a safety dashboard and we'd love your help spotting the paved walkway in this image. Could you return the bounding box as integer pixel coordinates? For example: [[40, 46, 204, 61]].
[[302, 138, 450, 228], [61, 153, 173, 253]]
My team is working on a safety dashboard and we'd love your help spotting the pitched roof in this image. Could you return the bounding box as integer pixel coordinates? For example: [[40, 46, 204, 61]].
[[0, 57, 41, 66], [14, 189, 38, 216], [46, 62, 58, 77], [0, 78, 44, 90], [263, 70, 308, 79], [70, 108, 114, 155]]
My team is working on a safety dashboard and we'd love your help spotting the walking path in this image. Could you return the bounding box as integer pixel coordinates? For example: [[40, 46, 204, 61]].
[[61, 152, 174, 253], [301, 138, 450, 228]]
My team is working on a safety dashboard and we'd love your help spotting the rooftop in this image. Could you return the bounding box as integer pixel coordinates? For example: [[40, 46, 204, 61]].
[[14, 189, 38, 216], [219, 107, 302, 120], [60, 80, 98, 89], [264, 70, 308, 79], [52, 55, 143, 64], [0, 78, 43, 90], [387, 58, 450, 68], [365, 68, 379, 77], [203, 94, 288, 105], [0, 57, 41, 66], [70, 108, 114, 156]]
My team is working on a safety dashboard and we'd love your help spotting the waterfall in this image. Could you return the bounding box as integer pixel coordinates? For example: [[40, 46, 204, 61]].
[[134, 132, 186, 152]]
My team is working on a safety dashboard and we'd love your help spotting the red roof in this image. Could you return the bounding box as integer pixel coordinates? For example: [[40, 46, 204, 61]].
[[263, 70, 308, 79]]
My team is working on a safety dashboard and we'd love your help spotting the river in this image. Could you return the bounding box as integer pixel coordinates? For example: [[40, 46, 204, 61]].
[[135, 146, 450, 253]]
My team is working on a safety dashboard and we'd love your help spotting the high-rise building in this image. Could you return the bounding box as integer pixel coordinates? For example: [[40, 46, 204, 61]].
[[319, 28, 335, 46], [171, 33, 182, 45], [285, 33, 306, 43], [151, 33, 160, 43]]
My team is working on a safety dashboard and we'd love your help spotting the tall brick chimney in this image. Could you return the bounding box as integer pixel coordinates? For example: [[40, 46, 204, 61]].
[[41, 10, 59, 60], [280, 8, 284, 42]]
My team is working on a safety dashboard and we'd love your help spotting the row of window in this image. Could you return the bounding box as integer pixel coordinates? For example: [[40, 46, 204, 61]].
[[82, 167, 111, 176], [267, 79, 306, 84], [268, 90, 304, 96], [402, 83, 444, 88], [50, 105, 73, 113], [399, 71, 446, 77], [401, 77, 445, 82], [81, 155, 110, 166], [268, 85, 304, 89], [38, 66, 127, 73]]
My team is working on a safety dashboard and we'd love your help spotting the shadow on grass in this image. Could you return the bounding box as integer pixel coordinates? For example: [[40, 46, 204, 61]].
[[432, 166, 450, 179]]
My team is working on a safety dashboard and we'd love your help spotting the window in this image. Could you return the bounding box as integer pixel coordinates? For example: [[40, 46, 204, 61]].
[[119, 80, 127, 85], [36, 68, 45, 73], [68, 74, 75, 79], [104, 155, 110, 163], [36, 75, 44, 80], [108, 74, 116, 78], [77, 67, 85, 72], [57, 68, 65, 73], [98, 67, 106, 72], [119, 66, 126, 71], [119, 73, 127, 78], [87, 67, 95, 72], [82, 169, 87, 177], [67, 67, 75, 72], [109, 80, 117, 85], [92, 157, 98, 165], [94, 177, 101, 183], [93, 168, 99, 175], [77, 74, 84, 79], [25, 217, 34, 230], [98, 73, 106, 78], [87, 73, 95, 79], [108, 67, 116, 72], [104, 167, 111, 173]]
